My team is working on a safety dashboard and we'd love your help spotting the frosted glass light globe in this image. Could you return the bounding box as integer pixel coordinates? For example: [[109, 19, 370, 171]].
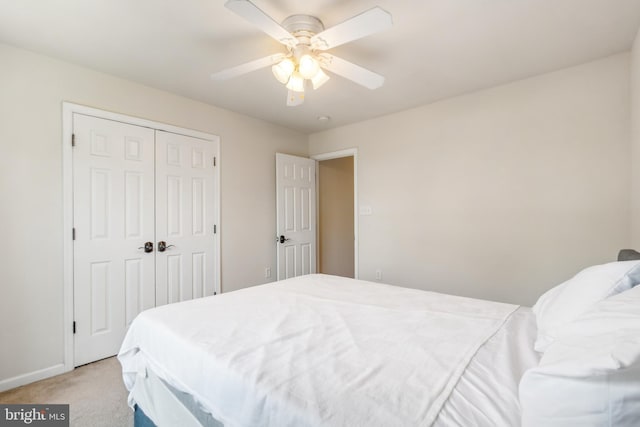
[[272, 58, 295, 84], [298, 54, 320, 79], [311, 69, 330, 89], [286, 71, 305, 92]]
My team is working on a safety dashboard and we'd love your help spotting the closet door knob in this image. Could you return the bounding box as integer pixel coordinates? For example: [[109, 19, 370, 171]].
[[158, 241, 176, 252], [138, 242, 153, 253]]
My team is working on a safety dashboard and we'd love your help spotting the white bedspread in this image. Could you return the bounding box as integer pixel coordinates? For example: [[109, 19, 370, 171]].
[[435, 307, 539, 426], [119, 274, 518, 427]]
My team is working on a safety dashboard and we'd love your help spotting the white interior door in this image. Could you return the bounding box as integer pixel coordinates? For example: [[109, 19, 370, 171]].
[[276, 153, 316, 280], [155, 131, 218, 305], [73, 114, 156, 366]]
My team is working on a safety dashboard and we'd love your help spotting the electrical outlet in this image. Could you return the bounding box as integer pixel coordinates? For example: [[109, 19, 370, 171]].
[[265, 267, 271, 278], [375, 269, 382, 281]]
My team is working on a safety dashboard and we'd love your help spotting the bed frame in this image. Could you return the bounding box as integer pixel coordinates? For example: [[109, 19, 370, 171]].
[[134, 405, 155, 427], [130, 367, 221, 427]]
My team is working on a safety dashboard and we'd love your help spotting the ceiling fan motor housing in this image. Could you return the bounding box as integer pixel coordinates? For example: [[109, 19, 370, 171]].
[[282, 15, 324, 60], [282, 15, 324, 35]]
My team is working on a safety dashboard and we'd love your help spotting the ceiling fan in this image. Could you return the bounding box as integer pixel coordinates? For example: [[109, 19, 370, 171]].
[[211, 0, 393, 106]]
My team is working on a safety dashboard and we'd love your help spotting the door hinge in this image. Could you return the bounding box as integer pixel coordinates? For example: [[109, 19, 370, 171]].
[[71, 134, 76, 147], [73, 321, 76, 334], [213, 157, 216, 167], [72, 228, 76, 240], [213, 224, 217, 234]]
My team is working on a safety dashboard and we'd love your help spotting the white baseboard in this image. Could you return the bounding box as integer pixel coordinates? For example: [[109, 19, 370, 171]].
[[0, 363, 69, 393]]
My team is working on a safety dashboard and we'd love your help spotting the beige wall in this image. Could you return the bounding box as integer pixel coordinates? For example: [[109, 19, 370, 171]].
[[0, 43, 306, 385], [632, 30, 640, 248], [310, 53, 631, 306], [318, 157, 355, 278]]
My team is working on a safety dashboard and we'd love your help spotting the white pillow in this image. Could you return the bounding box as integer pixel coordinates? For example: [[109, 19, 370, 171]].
[[532, 260, 640, 352], [520, 286, 640, 427]]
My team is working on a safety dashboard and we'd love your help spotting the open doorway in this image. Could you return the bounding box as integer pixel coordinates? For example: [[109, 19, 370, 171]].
[[312, 149, 358, 279]]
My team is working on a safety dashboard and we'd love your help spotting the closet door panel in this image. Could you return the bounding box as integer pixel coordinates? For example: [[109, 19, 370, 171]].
[[155, 131, 217, 306], [73, 114, 156, 366]]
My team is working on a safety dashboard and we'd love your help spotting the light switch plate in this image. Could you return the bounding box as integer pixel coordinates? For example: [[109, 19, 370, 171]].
[[359, 206, 373, 216]]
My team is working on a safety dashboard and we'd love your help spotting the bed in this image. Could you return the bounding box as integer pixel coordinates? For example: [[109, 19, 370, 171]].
[[119, 250, 640, 427]]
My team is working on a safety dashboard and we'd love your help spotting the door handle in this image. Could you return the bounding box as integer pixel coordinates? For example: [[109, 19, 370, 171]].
[[138, 242, 153, 253], [277, 235, 291, 244], [157, 241, 176, 252]]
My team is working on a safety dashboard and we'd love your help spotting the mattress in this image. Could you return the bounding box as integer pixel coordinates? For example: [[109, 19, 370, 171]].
[[119, 274, 539, 426]]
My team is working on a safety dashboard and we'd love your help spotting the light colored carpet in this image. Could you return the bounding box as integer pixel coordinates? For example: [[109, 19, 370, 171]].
[[0, 357, 133, 427]]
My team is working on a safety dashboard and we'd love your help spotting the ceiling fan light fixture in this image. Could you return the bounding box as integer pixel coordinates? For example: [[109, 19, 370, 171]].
[[298, 54, 320, 79], [272, 58, 295, 84], [286, 71, 305, 92], [311, 68, 330, 90]]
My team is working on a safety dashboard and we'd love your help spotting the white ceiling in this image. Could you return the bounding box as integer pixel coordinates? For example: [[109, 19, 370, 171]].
[[1, 0, 640, 134]]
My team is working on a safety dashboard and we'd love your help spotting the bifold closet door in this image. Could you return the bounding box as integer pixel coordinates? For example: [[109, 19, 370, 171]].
[[73, 114, 156, 366], [155, 131, 217, 305]]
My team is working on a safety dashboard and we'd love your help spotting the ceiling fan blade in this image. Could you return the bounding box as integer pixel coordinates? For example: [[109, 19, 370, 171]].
[[286, 90, 305, 107], [311, 7, 392, 50], [211, 53, 285, 80], [318, 54, 384, 90], [225, 0, 298, 48]]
